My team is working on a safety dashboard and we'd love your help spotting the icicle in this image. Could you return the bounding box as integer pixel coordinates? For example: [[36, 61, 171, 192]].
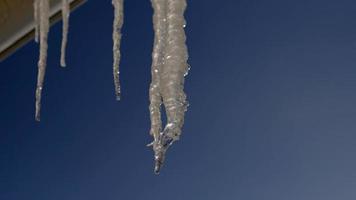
[[161, 0, 189, 143], [149, 0, 166, 146], [149, 0, 189, 174], [148, 0, 167, 173], [112, 0, 124, 100], [60, 0, 70, 67], [35, 0, 50, 121], [33, 0, 40, 43]]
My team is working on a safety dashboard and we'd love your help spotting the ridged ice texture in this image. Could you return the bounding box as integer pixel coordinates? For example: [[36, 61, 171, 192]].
[[149, 0, 189, 174], [60, 0, 70, 67], [35, 0, 50, 121], [112, 0, 124, 100], [149, 0, 166, 142]]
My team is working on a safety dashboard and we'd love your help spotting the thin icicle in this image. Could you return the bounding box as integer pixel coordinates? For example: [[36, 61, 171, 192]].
[[149, 0, 189, 174], [112, 0, 124, 100], [33, 0, 40, 43], [35, 0, 50, 121], [60, 0, 70, 67]]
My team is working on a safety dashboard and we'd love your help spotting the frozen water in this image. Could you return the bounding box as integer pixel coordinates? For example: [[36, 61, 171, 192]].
[[112, 0, 124, 100]]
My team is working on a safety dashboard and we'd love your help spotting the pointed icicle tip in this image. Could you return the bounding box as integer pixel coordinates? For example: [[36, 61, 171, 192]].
[[115, 92, 121, 101], [35, 115, 41, 122], [154, 160, 162, 174]]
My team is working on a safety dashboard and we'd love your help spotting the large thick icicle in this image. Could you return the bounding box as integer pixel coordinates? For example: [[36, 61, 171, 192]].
[[112, 0, 124, 100], [60, 0, 70, 67], [149, 0, 189, 174], [35, 0, 50, 121]]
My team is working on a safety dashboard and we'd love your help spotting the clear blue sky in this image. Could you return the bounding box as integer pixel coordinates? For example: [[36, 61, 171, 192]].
[[1, 0, 356, 199]]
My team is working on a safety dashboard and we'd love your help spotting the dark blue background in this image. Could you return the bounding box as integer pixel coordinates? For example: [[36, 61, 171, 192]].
[[1, 0, 356, 199]]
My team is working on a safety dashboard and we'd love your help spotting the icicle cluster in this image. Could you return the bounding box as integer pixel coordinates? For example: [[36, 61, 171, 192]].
[[32, 0, 189, 174], [112, 0, 124, 100], [33, 0, 70, 121], [148, 0, 189, 174]]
